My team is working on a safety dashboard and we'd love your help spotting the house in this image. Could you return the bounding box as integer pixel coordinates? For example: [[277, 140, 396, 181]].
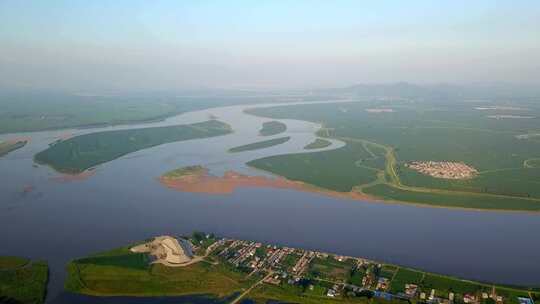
[[405, 284, 418, 297], [463, 294, 477, 303]]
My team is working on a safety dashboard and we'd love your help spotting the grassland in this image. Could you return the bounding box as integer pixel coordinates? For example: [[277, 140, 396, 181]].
[[246, 101, 540, 211], [229, 136, 290, 153], [65, 244, 255, 298], [0, 257, 48, 304], [0, 140, 27, 157], [34, 120, 232, 173], [259, 121, 287, 136], [305, 138, 332, 150]]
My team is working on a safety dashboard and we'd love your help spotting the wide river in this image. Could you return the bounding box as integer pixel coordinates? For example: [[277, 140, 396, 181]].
[[0, 101, 539, 303]]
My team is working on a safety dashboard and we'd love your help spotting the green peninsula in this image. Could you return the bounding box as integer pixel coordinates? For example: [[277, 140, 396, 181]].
[[34, 120, 232, 173], [229, 136, 290, 153], [0, 256, 48, 304], [246, 101, 540, 212], [64, 233, 539, 304]]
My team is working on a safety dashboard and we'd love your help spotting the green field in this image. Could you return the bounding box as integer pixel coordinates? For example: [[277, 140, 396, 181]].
[[259, 121, 287, 136], [65, 245, 254, 297], [34, 120, 232, 173], [305, 138, 332, 150], [0, 257, 48, 304], [229, 136, 291, 153], [246, 101, 540, 211], [247, 283, 389, 304], [248, 140, 382, 192], [307, 257, 356, 282], [0, 140, 27, 157], [0, 90, 285, 134]]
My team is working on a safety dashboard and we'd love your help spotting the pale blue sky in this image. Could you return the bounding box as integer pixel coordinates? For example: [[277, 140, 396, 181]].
[[1, 1, 539, 90]]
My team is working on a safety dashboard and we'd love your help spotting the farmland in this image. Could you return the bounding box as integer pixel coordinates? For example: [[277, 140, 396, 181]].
[[246, 100, 540, 211], [34, 120, 232, 173]]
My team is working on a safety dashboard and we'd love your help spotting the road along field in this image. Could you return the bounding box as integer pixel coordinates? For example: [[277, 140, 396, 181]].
[[245, 100, 540, 212]]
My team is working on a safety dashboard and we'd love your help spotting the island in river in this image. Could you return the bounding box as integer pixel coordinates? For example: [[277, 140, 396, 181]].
[[159, 165, 373, 201], [34, 120, 232, 174], [228, 136, 291, 153], [65, 233, 539, 304], [259, 120, 287, 136]]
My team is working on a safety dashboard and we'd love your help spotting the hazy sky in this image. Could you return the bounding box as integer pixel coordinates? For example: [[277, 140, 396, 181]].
[[1, 1, 539, 90]]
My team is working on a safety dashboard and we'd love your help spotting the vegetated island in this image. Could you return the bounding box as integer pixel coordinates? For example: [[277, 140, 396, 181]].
[[245, 102, 540, 212], [34, 120, 232, 174], [305, 138, 332, 150], [0, 139, 28, 157], [159, 165, 372, 200], [0, 256, 48, 304], [65, 233, 539, 304], [259, 121, 287, 136], [229, 136, 290, 153]]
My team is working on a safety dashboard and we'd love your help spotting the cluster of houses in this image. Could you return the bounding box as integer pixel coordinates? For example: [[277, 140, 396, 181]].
[[193, 234, 534, 304], [406, 161, 478, 179]]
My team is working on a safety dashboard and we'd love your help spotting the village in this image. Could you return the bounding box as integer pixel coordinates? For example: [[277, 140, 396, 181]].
[[405, 161, 478, 179], [184, 233, 534, 304]]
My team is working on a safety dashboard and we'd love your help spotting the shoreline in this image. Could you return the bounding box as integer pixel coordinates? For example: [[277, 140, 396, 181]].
[[160, 165, 540, 215]]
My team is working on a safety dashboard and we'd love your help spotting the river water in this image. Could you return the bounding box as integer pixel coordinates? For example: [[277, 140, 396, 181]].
[[0, 101, 539, 303]]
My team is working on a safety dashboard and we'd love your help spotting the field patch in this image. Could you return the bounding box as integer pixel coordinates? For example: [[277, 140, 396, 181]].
[[362, 184, 540, 211], [66, 246, 252, 297]]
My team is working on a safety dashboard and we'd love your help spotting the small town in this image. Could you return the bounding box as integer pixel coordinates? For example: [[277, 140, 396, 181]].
[[405, 161, 478, 179], [182, 233, 535, 304]]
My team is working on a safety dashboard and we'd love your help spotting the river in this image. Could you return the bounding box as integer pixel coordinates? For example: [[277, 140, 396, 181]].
[[0, 101, 539, 303]]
